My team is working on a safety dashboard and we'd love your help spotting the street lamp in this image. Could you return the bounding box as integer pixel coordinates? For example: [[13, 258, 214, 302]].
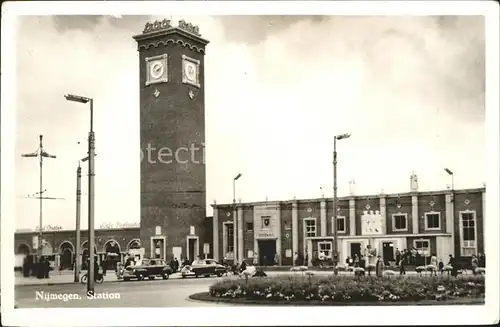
[[444, 168, 454, 190], [233, 173, 242, 264], [333, 133, 351, 275], [21, 135, 57, 259], [65, 94, 95, 295]]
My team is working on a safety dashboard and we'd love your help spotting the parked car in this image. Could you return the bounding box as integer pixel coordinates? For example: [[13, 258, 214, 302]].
[[181, 259, 227, 278], [123, 258, 172, 281]]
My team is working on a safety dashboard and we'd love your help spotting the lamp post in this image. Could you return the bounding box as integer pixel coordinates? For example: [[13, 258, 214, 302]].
[[74, 162, 82, 282], [333, 133, 351, 275], [233, 173, 242, 263], [444, 168, 454, 191], [21, 135, 57, 259], [65, 94, 95, 295]]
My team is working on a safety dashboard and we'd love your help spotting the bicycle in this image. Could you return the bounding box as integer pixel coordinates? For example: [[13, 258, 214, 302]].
[[80, 272, 104, 284]]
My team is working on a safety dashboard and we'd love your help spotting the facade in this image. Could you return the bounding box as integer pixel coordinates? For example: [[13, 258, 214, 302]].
[[133, 20, 209, 262], [212, 184, 486, 266], [14, 216, 214, 270], [14, 228, 141, 270]]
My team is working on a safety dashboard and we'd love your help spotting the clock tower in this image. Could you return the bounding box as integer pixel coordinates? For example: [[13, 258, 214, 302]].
[[133, 19, 209, 262]]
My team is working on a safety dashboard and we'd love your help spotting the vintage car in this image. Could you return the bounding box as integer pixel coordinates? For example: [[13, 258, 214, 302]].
[[181, 259, 227, 278], [122, 258, 172, 281]]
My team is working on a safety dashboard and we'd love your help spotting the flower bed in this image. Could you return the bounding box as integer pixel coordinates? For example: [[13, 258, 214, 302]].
[[208, 275, 485, 303]]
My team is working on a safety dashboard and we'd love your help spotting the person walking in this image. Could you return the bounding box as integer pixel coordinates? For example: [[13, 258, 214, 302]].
[[375, 256, 384, 277], [430, 253, 438, 276], [395, 248, 401, 267], [438, 259, 444, 275], [399, 257, 406, 276]]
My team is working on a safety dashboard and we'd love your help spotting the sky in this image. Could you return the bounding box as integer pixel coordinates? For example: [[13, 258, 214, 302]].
[[15, 15, 485, 230]]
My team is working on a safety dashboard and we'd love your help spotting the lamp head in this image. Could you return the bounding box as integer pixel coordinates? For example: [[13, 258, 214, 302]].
[[65, 94, 91, 104], [336, 133, 351, 140], [444, 168, 453, 175], [234, 173, 242, 180]]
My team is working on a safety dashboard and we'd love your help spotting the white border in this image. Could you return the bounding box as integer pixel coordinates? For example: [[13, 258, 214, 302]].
[[2, 1, 499, 326]]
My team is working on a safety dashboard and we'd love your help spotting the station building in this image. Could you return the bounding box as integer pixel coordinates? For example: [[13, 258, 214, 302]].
[[211, 175, 485, 267]]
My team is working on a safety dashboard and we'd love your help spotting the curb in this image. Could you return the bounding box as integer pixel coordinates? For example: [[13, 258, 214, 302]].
[[188, 292, 485, 306]]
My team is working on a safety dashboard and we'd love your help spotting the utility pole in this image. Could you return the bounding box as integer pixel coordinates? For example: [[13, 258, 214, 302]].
[[21, 135, 56, 258]]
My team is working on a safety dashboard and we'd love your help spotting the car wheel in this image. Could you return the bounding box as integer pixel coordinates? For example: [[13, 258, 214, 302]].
[[217, 272, 223, 277], [123, 277, 130, 281], [149, 275, 155, 280], [182, 275, 186, 278], [137, 274, 144, 281], [163, 274, 169, 280]]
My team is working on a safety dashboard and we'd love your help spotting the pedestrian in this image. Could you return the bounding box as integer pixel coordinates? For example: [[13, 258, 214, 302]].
[[240, 259, 247, 273], [273, 253, 279, 266], [293, 252, 299, 266], [354, 253, 359, 268], [174, 257, 180, 272], [438, 259, 444, 275], [471, 255, 479, 275], [399, 257, 406, 276], [395, 248, 401, 266], [430, 253, 438, 276], [376, 256, 384, 277], [44, 257, 50, 278], [102, 258, 107, 276], [449, 254, 458, 277], [22, 257, 29, 278]]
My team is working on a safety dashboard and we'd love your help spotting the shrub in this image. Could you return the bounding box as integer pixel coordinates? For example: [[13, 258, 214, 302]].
[[208, 274, 485, 303]]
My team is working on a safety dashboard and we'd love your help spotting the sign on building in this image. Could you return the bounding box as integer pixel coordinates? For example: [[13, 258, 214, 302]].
[[361, 210, 384, 236]]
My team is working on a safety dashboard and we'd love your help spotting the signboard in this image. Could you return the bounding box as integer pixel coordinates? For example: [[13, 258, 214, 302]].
[[285, 249, 292, 258], [247, 250, 253, 258], [257, 231, 275, 238], [99, 222, 140, 229], [18, 225, 63, 233], [203, 243, 210, 254], [190, 226, 195, 235], [155, 226, 161, 235], [35, 225, 63, 232], [361, 210, 384, 236]]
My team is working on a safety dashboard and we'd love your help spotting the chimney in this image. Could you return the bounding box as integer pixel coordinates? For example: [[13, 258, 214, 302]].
[[410, 171, 418, 192], [349, 179, 356, 196]]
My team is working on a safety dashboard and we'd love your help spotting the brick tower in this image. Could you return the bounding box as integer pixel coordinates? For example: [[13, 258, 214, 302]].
[[133, 19, 208, 262]]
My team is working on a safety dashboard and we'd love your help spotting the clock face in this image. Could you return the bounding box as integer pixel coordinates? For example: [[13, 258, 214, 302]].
[[150, 61, 165, 80], [184, 62, 197, 82], [145, 55, 168, 86], [182, 55, 200, 87]]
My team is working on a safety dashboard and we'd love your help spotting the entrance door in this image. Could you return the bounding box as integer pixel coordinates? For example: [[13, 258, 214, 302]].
[[382, 242, 395, 264], [350, 243, 361, 258], [258, 240, 276, 266], [188, 238, 196, 262]]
